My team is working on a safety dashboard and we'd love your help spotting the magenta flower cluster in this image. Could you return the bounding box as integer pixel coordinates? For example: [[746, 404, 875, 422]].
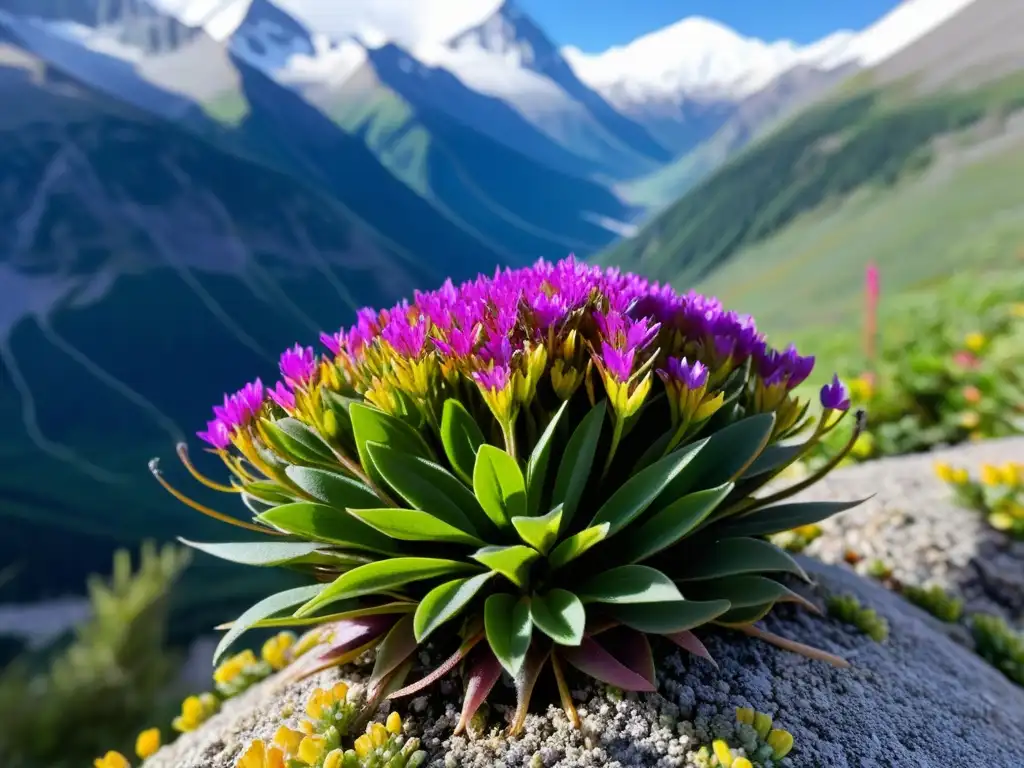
[[196, 257, 848, 449]]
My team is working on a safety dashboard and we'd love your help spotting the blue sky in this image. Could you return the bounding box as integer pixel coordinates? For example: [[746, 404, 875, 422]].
[[519, 0, 904, 51]]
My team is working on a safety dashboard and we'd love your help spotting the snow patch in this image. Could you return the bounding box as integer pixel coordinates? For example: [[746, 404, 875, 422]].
[[278, 35, 367, 86]]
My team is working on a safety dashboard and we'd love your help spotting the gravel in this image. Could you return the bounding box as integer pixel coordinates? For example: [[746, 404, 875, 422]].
[[799, 436, 1024, 625], [143, 439, 1024, 768]]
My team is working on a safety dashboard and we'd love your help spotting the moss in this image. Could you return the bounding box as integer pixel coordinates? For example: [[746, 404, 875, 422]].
[[971, 613, 1024, 686], [827, 593, 890, 642], [901, 584, 964, 623]]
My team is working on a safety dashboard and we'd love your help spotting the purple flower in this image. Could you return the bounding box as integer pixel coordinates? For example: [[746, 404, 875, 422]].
[[381, 315, 429, 358], [660, 357, 709, 390], [820, 374, 851, 411], [320, 330, 343, 356], [279, 344, 318, 387], [196, 418, 231, 449], [268, 381, 297, 411], [472, 365, 510, 392], [599, 340, 636, 382], [206, 378, 265, 439]]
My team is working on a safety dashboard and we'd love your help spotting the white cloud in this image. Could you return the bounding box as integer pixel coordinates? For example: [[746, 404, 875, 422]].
[[271, 0, 502, 45]]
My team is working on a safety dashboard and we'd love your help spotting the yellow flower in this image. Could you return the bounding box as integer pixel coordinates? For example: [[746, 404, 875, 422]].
[[94, 751, 131, 768], [712, 739, 734, 767], [354, 734, 374, 759], [848, 375, 873, 402], [732, 759, 753, 768], [386, 711, 403, 735], [735, 707, 754, 726], [989, 511, 1015, 531], [135, 728, 161, 760], [297, 735, 327, 766], [1001, 463, 1021, 487], [980, 464, 1002, 486], [172, 693, 219, 733], [291, 628, 325, 660], [964, 332, 986, 353], [767, 728, 795, 759], [272, 726, 304, 756], [934, 462, 956, 483], [370, 722, 388, 748], [261, 631, 297, 671], [1010, 303, 1024, 319], [850, 432, 875, 459], [952, 468, 970, 485], [214, 650, 258, 685], [236, 740, 285, 768], [323, 749, 344, 768], [959, 411, 981, 429]]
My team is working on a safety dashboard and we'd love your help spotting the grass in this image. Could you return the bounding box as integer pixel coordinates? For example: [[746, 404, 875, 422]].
[[693, 138, 1024, 346]]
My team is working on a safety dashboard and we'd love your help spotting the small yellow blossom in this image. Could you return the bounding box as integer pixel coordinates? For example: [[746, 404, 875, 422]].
[[354, 734, 374, 759], [753, 711, 773, 739], [712, 739, 734, 767], [934, 462, 955, 483], [94, 751, 131, 768], [959, 411, 981, 429], [214, 649, 259, 685], [172, 693, 219, 733], [386, 711, 403, 735], [236, 740, 285, 768], [767, 728, 795, 759], [272, 725, 304, 756], [261, 631, 297, 671], [370, 722, 388, 748], [323, 749, 344, 768], [135, 728, 161, 759], [980, 464, 1002, 486], [735, 706, 754, 726], [989, 511, 1016, 531], [732, 759, 753, 768], [964, 332, 986, 353], [848, 375, 874, 402], [297, 735, 327, 766], [1010, 303, 1024, 318], [1001, 463, 1021, 486]]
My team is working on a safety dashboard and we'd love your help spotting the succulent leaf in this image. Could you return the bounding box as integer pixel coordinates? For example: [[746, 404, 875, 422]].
[[347, 508, 485, 546], [679, 537, 809, 582], [214, 584, 326, 664], [178, 539, 332, 567], [471, 545, 539, 588], [609, 599, 731, 634], [455, 648, 504, 735], [296, 558, 481, 617], [473, 444, 527, 531], [530, 589, 586, 646], [439, 399, 486, 485], [413, 572, 496, 642], [484, 593, 533, 677], [350, 403, 431, 488], [718, 499, 868, 538], [257, 502, 397, 553], [547, 523, 611, 570], [284, 466, 381, 509], [511, 505, 563, 554], [560, 637, 656, 692], [621, 482, 734, 563], [551, 400, 607, 529], [525, 401, 568, 515], [578, 565, 683, 605]]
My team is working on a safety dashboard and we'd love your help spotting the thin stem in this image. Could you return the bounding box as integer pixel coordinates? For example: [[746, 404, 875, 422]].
[[148, 459, 283, 535], [176, 444, 239, 493], [601, 417, 624, 478], [502, 418, 518, 459], [551, 652, 581, 728], [736, 623, 850, 668]]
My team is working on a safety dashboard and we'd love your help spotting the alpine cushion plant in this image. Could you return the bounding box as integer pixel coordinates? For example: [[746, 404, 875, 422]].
[[152, 257, 866, 735]]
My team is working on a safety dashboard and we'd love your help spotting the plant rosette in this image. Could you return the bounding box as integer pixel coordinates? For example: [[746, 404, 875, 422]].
[[935, 461, 1024, 538], [153, 256, 866, 735]]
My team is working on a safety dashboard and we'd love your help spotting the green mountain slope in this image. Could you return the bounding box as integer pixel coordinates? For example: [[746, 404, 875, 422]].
[[600, 0, 1024, 304]]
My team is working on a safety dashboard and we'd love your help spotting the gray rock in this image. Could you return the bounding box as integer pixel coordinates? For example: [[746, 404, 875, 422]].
[[799, 437, 1024, 625], [143, 560, 1024, 768]]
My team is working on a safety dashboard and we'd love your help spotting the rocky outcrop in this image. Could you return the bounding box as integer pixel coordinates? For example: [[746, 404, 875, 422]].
[[144, 558, 1024, 768]]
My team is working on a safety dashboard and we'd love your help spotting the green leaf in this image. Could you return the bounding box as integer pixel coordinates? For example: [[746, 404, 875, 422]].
[[414, 572, 495, 642], [242, 481, 297, 505], [530, 588, 585, 646], [511, 505, 563, 555], [214, 585, 325, 664], [578, 565, 683, 605], [590, 441, 706, 535], [260, 418, 333, 465], [473, 444, 526, 531], [367, 443, 484, 536], [678, 537, 808, 582], [485, 594, 533, 678], [683, 575, 813, 610], [295, 557, 480, 617], [350, 403, 430, 488], [525, 401, 568, 516], [472, 545, 540, 588], [608, 599, 731, 634], [622, 483, 734, 563], [715, 602, 774, 626], [179, 539, 332, 567], [440, 399, 486, 485], [551, 401, 607, 529], [257, 502, 397, 553], [548, 523, 610, 571], [285, 466, 381, 510], [741, 441, 805, 479], [652, 415, 775, 514], [347, 508, 484, 546], [718, 499, 867, 539]]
